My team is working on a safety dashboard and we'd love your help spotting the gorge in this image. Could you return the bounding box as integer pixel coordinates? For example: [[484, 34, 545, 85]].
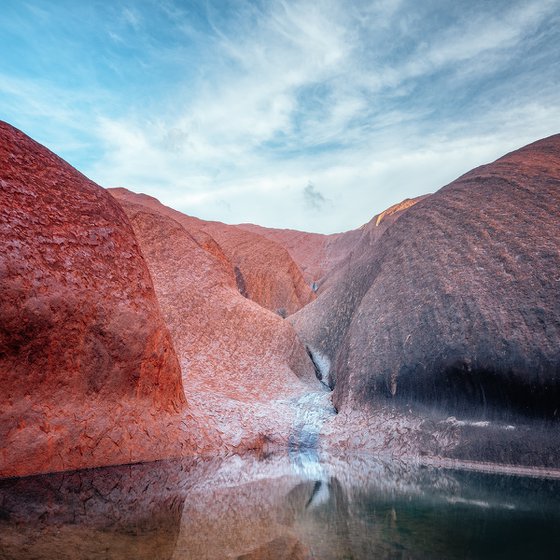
[[1, 120, 559, 558]]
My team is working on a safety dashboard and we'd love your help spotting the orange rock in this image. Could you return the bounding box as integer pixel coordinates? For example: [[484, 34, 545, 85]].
[[109, 191, 319, 450], [110, 188, 315, 316], [237, 223, 363, 290], [238, 223, 333, 285], [205, 223, 315, 316], [0, 121, 201, 478]]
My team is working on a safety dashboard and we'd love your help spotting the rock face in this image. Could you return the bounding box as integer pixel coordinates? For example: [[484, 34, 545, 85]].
[[4, 117, 559, 475], [237, 224, 366, 290], [238, 224, 334, 285], [290, 196, 426, 389], [110, 189, 314, 317], [204, 223, 315, 316], [239, 199, 428, 292], [292, 135, 560, 465], [109, 190, 319, 451], [0, 121, 194, 478]]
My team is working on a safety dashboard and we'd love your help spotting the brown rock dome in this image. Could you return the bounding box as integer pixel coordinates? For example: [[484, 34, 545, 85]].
[[292, 135, 560, 465], [332, 135, 560, 416], [0, 121, 193, 478], [109, 188, 315, 317]]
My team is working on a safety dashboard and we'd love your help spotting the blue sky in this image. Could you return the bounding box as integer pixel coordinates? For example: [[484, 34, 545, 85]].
[[1, 0, 559, 233]]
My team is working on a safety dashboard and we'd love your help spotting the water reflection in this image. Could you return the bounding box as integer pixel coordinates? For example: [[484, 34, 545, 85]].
[[1, 454, 559, 559]]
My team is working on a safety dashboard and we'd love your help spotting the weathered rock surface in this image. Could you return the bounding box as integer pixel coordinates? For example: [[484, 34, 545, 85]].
[[109, 190, 320, 451], [240, 198, 428, 292], [237, 224, 364, 291], [110, 189, 314, 316], [290, 196, 426, 389], [292, 135, 560, 466], [205, 223, 315, 316], [238, 224, 334, 285], [4, 117, 559, 476], [0, 121, 199, 478]]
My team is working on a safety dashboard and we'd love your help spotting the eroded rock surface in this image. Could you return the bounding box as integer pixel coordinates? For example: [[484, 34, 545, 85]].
[[290, 196, 426, 389], [0, 121, 197, 478], [110, 189, 314, 316], [3, 118, 560, 477], [109, 191, 321, 451], [238, 224, 334, 285], [237, 224, 363, 291], [241, 198, 428, 295], [292, 135, 560, 466]]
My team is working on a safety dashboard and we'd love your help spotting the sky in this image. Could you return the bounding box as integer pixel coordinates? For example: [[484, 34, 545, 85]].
[[1, 0, 559, 233]]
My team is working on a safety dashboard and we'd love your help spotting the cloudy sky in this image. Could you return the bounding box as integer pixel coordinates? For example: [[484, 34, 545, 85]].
[[1, 0, 559, 233]]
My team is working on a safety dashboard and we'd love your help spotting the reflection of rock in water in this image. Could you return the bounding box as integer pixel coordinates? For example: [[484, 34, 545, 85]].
[[173, 472, 307, 559], [281, 458, 560, 560], [0, 459, 195, 560], [2, 454, 560, 560], [174, 454, 560, 559], [237, 535, 311, 560]]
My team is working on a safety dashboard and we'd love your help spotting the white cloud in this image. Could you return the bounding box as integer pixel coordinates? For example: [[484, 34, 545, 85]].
[[3, 0, 558, 233]]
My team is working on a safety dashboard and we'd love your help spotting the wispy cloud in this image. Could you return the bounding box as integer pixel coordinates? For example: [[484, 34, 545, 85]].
[[122, 6, 142, 30], [1, 0, 559, 232], [303, 182, 327, 211]]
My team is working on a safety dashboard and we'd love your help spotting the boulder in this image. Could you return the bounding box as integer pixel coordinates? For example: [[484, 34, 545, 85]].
[[0, 121, 196, 478], [293, 136, 560, 465]]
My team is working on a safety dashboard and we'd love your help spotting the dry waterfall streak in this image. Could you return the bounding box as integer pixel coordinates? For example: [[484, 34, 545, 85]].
[[288, 389, 336, 474]]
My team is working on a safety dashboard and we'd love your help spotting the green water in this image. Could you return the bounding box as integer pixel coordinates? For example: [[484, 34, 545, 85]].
[[0, 454, 559, 559]]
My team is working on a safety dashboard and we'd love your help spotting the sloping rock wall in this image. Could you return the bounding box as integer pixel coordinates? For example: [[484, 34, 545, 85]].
[[0, 121, 197, 478], [292, 135, 560, 465], [110, 189, 314, 316], [110, 193, 319, 451]]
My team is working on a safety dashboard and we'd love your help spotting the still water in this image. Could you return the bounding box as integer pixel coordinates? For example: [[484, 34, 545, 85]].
[[0, 453, 559, 560]]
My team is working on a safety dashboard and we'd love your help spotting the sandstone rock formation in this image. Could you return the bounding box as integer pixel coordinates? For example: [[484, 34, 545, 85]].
[[240, 197, 428, 292], [110, 188, 314, 316], [292, 135, 560, 465], [204, 223, 315, 316], [109, 190, 320, 451], [0, 121, 199, 478], [238, 223, 365, 290], [3, 116, 560, 477], [238, 224, 334, 284], [290, 196, 426, 389]]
